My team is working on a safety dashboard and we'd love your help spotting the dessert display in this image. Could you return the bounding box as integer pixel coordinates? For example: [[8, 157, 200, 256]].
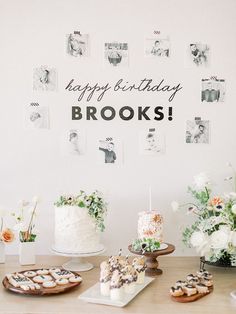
[[2, 268, 83, 296], [99, 252, 147, 300], [54, 192, 107, 254], [79, 252, 154, 307], [170, 270, 213, 302]]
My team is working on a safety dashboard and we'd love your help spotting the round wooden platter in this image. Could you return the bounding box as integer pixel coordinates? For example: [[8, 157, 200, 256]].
[[171, 286, 213, 303], [2, 268, 82, 296]]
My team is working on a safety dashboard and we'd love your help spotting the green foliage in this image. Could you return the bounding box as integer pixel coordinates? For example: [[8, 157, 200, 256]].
[[187, 186, 210, 206], [54, 191, 108, 232], [19, 231, 37, 242], [132, 238, 160, 252]]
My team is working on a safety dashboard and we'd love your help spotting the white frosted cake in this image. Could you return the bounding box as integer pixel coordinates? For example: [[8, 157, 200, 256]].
[[138, 210, 164, 243], [54, 205, 102, 254]]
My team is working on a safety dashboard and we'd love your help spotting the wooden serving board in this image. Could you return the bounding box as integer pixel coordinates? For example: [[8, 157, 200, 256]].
[[2, 268, 82, 296], [171, 286, 213, 303]]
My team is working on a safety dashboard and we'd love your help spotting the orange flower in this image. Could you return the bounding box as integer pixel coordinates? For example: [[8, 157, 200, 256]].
[[1, 228, 15, 243], [209, 197, 223, 206]]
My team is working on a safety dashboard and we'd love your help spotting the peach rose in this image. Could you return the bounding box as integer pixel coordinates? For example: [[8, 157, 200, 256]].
[[1, 228, 15, 243]]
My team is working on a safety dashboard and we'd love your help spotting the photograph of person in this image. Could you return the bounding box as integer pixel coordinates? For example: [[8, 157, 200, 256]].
[[33, 66, 57, 91], [188, 43, 210, 67], [68, 130, 81, 155], [186, 119, 210, 144], [66, 32, 89, 57], [99, 138, 117, 163], [201, 77, 225, 102], [139, 128, 165, 155], [104, 42, 129, 67], [24, 104, 49, 129], [145, 37, 170, 57]]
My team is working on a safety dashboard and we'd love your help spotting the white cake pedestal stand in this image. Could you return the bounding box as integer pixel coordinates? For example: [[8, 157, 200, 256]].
[[51, 246, 106, 272]]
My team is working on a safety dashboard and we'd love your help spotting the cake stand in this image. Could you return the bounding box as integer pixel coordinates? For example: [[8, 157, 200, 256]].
[[52, 245, 106, 272], [128, 243, 175, 276]]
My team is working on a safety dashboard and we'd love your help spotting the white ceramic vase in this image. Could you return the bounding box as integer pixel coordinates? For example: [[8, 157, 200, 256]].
[[19, 242, 36, 265], [0, 241, 5, 263]]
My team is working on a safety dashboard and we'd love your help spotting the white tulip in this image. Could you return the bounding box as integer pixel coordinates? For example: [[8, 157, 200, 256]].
[[18, 200, 29, 207], [32, 196, 39, 203], [171, 201, 180, 212], [193, 172, 210, 190]]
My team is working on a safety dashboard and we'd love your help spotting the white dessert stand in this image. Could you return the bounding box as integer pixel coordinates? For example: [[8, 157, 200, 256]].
[[51, 245, 106, 272]]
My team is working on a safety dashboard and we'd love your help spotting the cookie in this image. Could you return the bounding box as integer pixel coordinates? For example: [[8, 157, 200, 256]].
[[56, 278, 69, 285], [69, 276, 82, 283], [51, 270, 74, 279], [36, 269, 49, 275], [49, 268, 61, 274], [42, 281, 57, 288], [9, 275, 33, 288], [23, 271, 37, 278], [33, 275, 52, 283]]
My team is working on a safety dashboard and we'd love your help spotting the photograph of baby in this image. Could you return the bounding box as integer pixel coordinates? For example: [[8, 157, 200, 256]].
[[145, 37, 170, 57], [186, 119, 210, 144], [24, 103, 49, 129], [139, 128, 165, 155], [66, 32, 89, 57], [188, 43, 210, 67], [66, 130, 86, 156], [33, 66, 57, 91], [104, 42, 129, 67], [97, 137, 123, 164], [201, 77, 225, 102]]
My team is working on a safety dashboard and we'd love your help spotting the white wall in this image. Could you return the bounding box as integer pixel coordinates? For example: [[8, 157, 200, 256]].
[[0, 0, 236, 256]]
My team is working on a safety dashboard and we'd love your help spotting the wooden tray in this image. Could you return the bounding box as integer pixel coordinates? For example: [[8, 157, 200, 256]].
[[2, 268, 82, 296], [171, 286, 213, 303]]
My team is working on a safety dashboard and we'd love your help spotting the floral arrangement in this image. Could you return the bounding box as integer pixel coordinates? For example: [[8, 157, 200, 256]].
[[54, 190, 107, 232], [0, 209, 14, 244], [172, 168, 236, 266], [132, 238, 160, 253], [12, 197, 39, 242]]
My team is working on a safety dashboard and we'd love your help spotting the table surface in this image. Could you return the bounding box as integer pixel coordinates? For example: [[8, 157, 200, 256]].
[[1, 255, 236, 314]]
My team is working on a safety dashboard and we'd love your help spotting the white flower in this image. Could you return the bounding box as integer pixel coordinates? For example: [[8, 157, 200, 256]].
[[13, 222, 28, 232], [193, 172, 210, 190], [190, 231, 206, 248], [171, 201, 179, 212], [18, 200, 29, 207], [210, 229, 230, 249], [32, 196, 39, 203], [230, 231, 236, 246], [232, 204, 236, 215]]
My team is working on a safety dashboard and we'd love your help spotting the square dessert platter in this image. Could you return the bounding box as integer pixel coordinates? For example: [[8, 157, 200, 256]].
[[79, 253, 155, 307]]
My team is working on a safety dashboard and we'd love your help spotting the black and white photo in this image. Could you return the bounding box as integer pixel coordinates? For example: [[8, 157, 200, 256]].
[[66, 32, 89, 57], [139, 128, 165, 155], [104, 42, 129, 67], [24, 103, 49, 129], [201, 77, 225, 102], [145, 37, 170, 57], [97, 137, 122, 164], [186, 119, 210, 144], [188, 43, 210, 67], [33, 66, 57, 91]]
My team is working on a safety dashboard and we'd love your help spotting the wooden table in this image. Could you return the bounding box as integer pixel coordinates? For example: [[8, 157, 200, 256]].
[[1, 255, 236, 314]]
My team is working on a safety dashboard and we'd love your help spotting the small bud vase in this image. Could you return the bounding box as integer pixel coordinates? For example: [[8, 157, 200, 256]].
[[19, 242, 36, 265], [0, 241, 5, 263]]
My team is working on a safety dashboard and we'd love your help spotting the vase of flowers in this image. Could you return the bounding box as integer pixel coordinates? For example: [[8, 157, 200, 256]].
[[0, 209, 15, 263], [12, 197, 39, 265], [172, 167, 236, 267]]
